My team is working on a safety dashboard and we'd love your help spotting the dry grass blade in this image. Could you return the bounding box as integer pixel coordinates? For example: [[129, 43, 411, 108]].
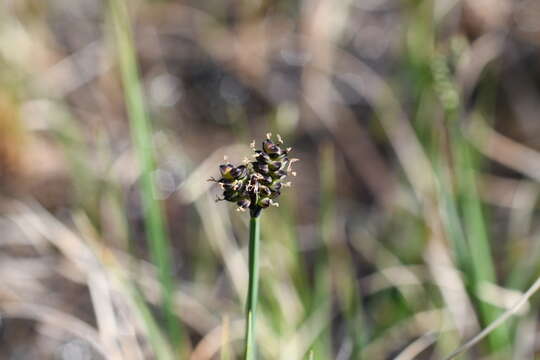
[[4, 201, 153, 358], [190, 319, 244, 360], [193, 194, 248, 301], [425, 238, 479, 337], [467, 117, 540, 183], [393, 332, 437, 360], [0, 302, 106, 358], [443, 275, 540, 360], [361, 309, 444, 359], [280, 301, 332, 360]]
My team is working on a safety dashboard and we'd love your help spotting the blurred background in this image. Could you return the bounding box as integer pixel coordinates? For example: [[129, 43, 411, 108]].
[[2, 0, 540, 359]]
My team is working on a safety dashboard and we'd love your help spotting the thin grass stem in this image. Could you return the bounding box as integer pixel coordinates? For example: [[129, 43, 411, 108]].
[[244, 216, 261, 360], [444, 275, 540, 360], [109, 0, 181, 349]]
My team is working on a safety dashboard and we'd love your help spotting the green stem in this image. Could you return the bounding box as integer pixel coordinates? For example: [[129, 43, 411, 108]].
[[109, 0, 181, 349], [245, 215, 261, 360]]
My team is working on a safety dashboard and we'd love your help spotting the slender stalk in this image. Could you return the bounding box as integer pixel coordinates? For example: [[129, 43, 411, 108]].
[[109, 0, 181, 348], [245, 215, 261, 360], [444, 275, 540, 360]]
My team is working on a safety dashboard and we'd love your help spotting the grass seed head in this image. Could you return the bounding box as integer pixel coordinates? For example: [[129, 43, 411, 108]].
[[212, 134, 297, 217]]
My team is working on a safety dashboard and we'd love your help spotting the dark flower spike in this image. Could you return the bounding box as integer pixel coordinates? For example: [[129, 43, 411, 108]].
[[212, 133, 297, 217]]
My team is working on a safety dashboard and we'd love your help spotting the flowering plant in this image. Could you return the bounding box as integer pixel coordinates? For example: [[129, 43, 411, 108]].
[[211, 133, 297, 217]]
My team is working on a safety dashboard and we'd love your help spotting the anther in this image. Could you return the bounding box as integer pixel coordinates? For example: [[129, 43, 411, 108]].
[[287, 158, 299, 172]]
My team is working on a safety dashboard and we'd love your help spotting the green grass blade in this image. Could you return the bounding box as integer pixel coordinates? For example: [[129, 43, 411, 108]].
[[458, 139, 510, 350], [131, 285, 175, 360], [430, 52, 510, 353], [109, 0, 181, 348]]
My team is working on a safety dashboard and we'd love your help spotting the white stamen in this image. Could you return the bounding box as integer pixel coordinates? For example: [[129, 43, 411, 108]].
[[287, 158, 299, 172], [266, 132, 272, 140], [292, 171, 297, 176], [286, 147, 292, 152], [223, 155, 228, 161], [283, 182, 292, 187], [250, 140, 256, 149], [276, 134, 283, 143]]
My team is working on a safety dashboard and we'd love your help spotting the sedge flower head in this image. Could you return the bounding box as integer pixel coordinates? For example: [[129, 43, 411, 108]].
[[210, 133, 298, 217]]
